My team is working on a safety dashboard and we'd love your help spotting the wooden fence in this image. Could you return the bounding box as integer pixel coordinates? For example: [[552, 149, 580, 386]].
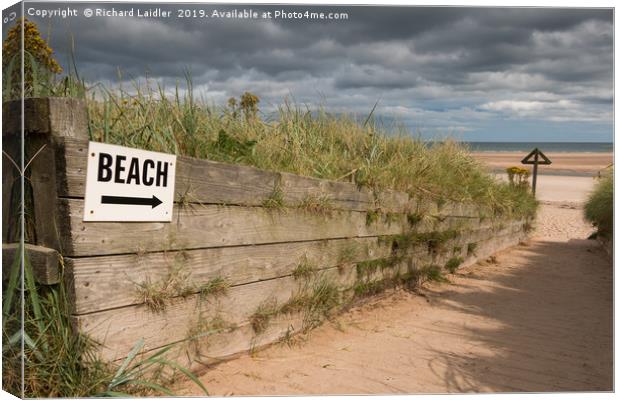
[[3, 98, 530, 369]]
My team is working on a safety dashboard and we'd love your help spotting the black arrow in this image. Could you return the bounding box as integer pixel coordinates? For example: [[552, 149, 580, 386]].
[[101, 195, 163, 209]]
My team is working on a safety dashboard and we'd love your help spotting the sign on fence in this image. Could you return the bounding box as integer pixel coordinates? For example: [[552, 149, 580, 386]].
[[83, 142, 176, 222]]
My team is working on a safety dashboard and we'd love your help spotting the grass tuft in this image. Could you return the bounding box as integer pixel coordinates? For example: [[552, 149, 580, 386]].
[[366, 209, 381, 226], [467, 242, 478, 256], [2, 247, 207, 397], [250, 276, 340, 335], [250, 298, 280, 334], [379, 229, 459, 254], [420, 265, 449, 283], [356, 257, 401, 278], [296, 278, 340, 329], [406, 212, 423, 226], [585, 168, 613, 238], [185, 314, 237, 356], [262, 182, 285, 209], [383, 212, 401, 225], [445, 256, 464, 273], [292, 258, 317, 280], [354, 279, 387, 297], [199, 276, 230, 298], [134, 262, 194, 312], [337, 243, 358, 265], [298, 194, 334, 215]]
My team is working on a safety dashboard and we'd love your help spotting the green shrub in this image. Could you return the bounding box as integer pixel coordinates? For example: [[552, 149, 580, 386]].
[[445, 256, 464, 273], [585, 169, 613, 238]]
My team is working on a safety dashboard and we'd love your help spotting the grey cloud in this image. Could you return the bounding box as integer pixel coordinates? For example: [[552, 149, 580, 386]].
[[17, 3, 613, 139]]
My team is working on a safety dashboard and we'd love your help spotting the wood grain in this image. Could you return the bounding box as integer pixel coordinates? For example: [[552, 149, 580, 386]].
[[67, 220, 524, 314], [57, 138, 482, 217], [134, 314, 307, 372], [61, 198, 483, 257], [2, 243, 60, 285], [73, 221, 526, 362], [67, 237, 391, 314], [2, 136, 20, 242], [74, 267, 347, 361], [3, 98, 88, 138]]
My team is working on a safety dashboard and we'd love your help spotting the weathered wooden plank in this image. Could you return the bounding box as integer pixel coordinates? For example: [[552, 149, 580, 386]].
[[58, 138, 483, 216], [62, 199, 486, 257], [76, 250, 427, 362], [64, 196, 495, 258], [3, 98, 89, 251], [60, 138, 375, 211], [27, 134, 64, 250], [67, 220, 524, 314], [67, 237, 392, 314], [3, 97, 48, 136], [279, 171, 376, 211], [143, 223, 528, 372], [181, 314, 305, 368], [2, 98, 88, 138], [2, 136, 20, 243], [74, 271, 338, 361], [73, 222, 526, 362], [457, 227, 526, 268], [2, 243, 60, 285], [132, 313, 306, 372], [75, 258, 390, 361]]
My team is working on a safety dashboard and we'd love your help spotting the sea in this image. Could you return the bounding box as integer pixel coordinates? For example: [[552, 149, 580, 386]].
[[461, 142, 613, 153]]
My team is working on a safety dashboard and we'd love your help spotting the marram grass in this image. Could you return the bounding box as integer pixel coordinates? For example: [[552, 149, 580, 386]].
[[84, 78, 537, 219], [3, 51, 537, 219], [585, 168, 613, 238]]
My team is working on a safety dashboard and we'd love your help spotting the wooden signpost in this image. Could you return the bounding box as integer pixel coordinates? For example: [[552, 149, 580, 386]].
[[521, 148, 552, 195]]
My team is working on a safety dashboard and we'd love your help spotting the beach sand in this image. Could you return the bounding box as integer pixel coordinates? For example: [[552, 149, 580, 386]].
[[474, 151, 612, 205], [473, 151, 612, 176], [494, 173, 597, 205]]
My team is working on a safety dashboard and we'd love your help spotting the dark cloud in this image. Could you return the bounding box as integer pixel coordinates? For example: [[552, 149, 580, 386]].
[[15, 2, 614, 141]]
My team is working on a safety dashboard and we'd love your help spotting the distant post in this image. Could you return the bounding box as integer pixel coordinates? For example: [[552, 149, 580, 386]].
[[521, 148, 552, 195]]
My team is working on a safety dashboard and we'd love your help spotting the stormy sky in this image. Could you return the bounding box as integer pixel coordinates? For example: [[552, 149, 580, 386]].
[[8, 3, 614, 141]]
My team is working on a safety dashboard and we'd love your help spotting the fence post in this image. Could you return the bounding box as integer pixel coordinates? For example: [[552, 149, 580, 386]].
[[2, 97, 89, 283]]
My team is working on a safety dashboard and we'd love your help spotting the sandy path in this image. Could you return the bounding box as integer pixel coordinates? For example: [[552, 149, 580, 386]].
[[178, 203, 612, 395], [493, 174, 596, 204]]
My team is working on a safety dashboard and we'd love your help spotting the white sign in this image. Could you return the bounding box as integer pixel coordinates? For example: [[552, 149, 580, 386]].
[[83, 142, 176, 222]]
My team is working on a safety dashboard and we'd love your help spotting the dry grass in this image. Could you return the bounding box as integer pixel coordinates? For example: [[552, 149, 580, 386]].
[[77, 77, 536, 219], [199, 277, 230, 298], [585, 168, 613, 238], [297, 194, 334, 215], [134, 263, 194, 312]]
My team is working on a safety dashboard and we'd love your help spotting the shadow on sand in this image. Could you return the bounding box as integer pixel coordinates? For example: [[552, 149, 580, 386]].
[[421, 238, 612, 392]]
